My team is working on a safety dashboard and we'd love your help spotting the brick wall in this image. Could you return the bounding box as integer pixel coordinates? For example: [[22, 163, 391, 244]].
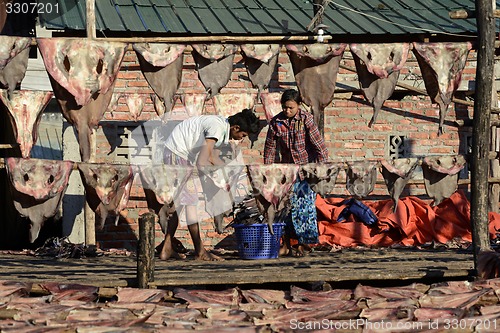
[[91, 46, 477, 251]]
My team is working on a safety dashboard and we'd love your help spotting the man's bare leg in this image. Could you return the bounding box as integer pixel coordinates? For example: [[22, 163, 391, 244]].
[[280, 234, 304, 257], [185, 205, 224, 261], [296, 243, 311, 256], [159, 210, 186, 260]]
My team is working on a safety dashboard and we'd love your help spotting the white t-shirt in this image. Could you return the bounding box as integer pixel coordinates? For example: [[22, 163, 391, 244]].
[[165, 115, 230, 163]]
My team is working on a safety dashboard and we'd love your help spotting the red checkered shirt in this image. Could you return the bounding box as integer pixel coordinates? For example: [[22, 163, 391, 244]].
[[264, 108, 329, 164]]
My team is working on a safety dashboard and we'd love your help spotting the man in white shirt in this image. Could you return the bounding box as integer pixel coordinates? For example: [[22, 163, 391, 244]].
[[161, 109, 260, 261]]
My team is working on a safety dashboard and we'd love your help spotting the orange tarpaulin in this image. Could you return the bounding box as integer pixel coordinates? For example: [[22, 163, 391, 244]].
[[316, 190, 500, 247]]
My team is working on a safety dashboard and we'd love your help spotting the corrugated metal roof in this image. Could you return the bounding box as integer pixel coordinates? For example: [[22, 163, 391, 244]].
[[38, 0, 487, 36]]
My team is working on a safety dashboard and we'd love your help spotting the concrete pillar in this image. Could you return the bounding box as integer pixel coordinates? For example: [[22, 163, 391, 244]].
[[62, 121, 86, 243]]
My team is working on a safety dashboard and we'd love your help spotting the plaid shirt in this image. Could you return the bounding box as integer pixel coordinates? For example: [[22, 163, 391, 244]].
[[264, 108, 329, 164]]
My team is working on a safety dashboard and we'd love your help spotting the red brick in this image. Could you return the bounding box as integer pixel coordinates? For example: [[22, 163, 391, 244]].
[[127, 81, 149, 87], [118, 72, 142, 80], [429, 147, 455, 154], [344, 142, 364, 149]]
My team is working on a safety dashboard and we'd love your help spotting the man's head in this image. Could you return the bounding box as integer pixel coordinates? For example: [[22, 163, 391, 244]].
[[281, 89, 302, 118], [228, 108, 260, 140]]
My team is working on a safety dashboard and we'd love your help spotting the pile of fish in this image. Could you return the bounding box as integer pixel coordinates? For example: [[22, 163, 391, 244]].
[[2, 278, 500, 331], [228, 196, 264, 228], [33, 237, 100, 259]]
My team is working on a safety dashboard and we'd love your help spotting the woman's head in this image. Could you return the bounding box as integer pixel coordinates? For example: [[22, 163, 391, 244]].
[[228, 109, 260, 140], [281, 89, 301, 118]]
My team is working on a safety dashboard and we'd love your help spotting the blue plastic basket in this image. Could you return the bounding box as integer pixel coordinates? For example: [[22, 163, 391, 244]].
[[233, 223, 285, 259]]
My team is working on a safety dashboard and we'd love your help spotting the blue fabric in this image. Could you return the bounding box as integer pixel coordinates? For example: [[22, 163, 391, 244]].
[[337, 198, 378, 226], [284, 179, 319, 244]]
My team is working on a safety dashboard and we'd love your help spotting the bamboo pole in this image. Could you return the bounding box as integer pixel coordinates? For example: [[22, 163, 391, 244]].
[[86, 0, 96, 39], [471, 0, 495, 265], [95, 35, 332, 43]]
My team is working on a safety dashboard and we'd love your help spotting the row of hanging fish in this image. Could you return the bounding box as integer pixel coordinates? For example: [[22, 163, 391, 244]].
[[305, 155, 466, 210], [0, 36, 472, 161], [248, 156, 467, 233], [5, 155, 466, 243]]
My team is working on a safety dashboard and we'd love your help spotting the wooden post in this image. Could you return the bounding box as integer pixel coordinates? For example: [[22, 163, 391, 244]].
[[0, 1, 7, 33], [86, 0, 96, 39], [137, 212, 156, 289], [471, 0, 495, 266], [489, 85, 499, 214], [83, 0, 96, 249], [84, 129, 97, 246]]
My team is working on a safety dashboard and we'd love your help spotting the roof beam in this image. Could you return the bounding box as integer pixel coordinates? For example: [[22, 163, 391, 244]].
[[449, 9, 500, 19], [94, 35, 332, 43]]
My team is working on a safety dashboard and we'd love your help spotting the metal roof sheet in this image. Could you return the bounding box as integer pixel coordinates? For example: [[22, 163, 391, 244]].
[[38, 0, 488, 36]]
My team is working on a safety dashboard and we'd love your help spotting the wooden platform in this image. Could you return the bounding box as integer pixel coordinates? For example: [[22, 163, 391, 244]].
[[0, 247, 475, 289]]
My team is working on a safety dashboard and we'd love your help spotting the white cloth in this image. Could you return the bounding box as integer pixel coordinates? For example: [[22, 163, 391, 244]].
[[165, 115, 230, 163]]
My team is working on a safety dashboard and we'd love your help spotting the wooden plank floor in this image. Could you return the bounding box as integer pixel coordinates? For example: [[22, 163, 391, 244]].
[[0, 247, 475, 289]]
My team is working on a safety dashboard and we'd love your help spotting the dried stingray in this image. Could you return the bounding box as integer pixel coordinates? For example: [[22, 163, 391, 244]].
[[421, 155, 466, 206], [260, 91, 282, 122], [350, 43, 410, 126], [133, 43, 185, 119], [412, 42, 472, 134], [181, 92, 206, 117], [300, 162, 342, 197], [6, 158, 74, 243], [138, 164, 193, 234], [240, 44, 280, 98], [0, 90, 53, 158], [212, 92, 256, 118], [0, 36, 32, 95], [286, 43, 347, 131], [123, 92, 147, 121], [191, 44, 238, 99], [37, 38, 127, 162], [78, 163, 134, 230], [380, 158, 420, 212], [247, 164, 299, 234], [346, 160, 378, 199]]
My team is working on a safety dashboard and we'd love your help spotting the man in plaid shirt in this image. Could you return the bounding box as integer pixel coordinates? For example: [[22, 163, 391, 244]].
[[263, 89, 329, 256], [264, 89, 328, 164]]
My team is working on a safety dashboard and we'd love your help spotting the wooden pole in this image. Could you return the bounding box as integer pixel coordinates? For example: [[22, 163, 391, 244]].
[[86, 0, 96, 39], [137, 212, 156, 289], [471, 0, 495, 267]]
